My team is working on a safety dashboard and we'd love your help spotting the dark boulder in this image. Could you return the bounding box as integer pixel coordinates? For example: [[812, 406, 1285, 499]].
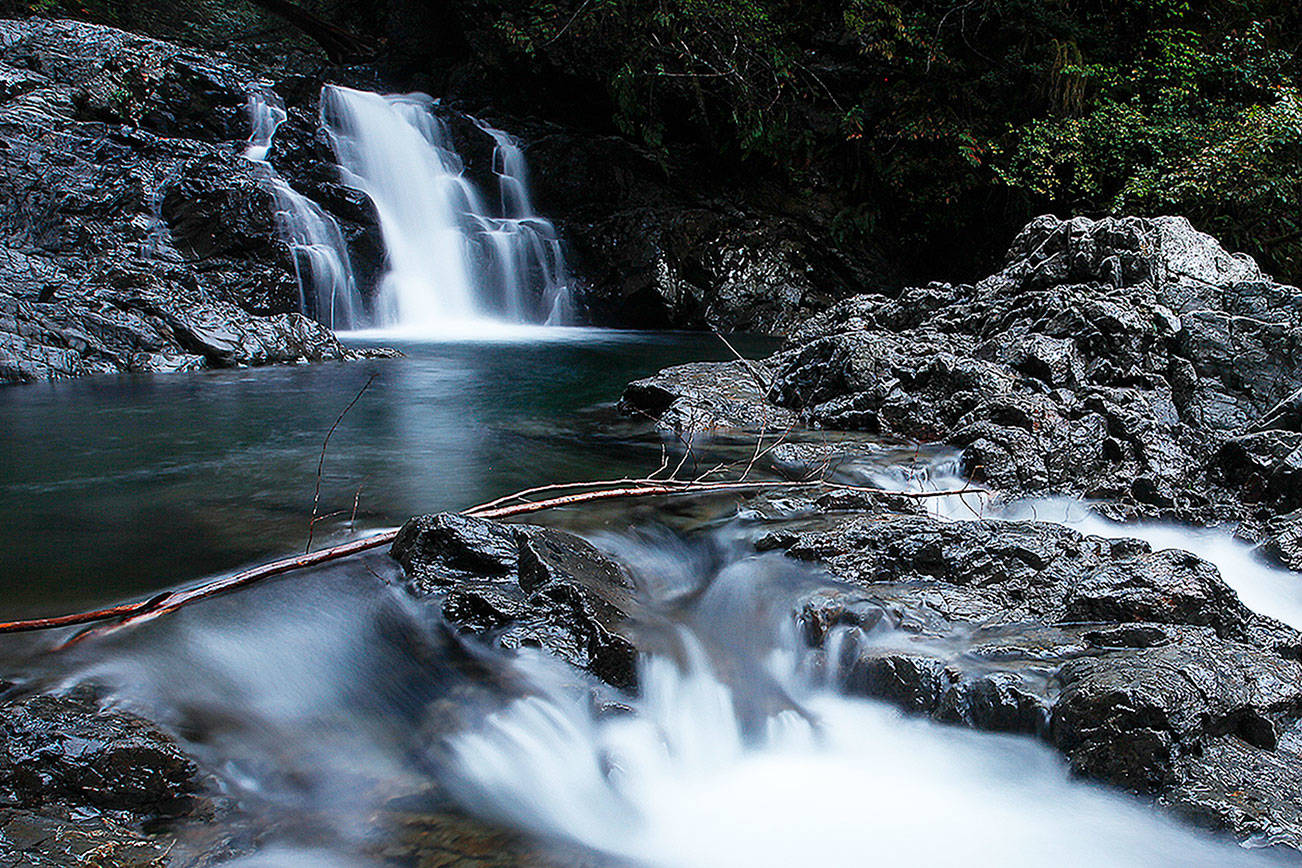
[[0, 689, 202, 815], [391, 513, 640, 689], [0, 684, 222, 866]]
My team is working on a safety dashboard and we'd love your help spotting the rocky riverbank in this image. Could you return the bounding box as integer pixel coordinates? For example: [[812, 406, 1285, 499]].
[[381, 480, 1302, 850], [0, 19, 410, 385], [0, 16, 871, 387], [623, 214, 1302, 567]]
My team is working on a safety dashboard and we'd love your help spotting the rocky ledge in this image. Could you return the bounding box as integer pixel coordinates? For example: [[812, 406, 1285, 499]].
[[0, 19, 386, 385], [384, 487, 1302, 851], [622, 214, 1302, 565]]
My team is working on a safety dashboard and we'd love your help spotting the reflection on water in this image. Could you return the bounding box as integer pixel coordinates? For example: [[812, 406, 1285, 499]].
[[0, 332, 770, 614]]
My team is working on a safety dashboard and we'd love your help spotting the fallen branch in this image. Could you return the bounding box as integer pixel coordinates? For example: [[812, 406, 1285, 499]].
[[1, 476, 984, 645]]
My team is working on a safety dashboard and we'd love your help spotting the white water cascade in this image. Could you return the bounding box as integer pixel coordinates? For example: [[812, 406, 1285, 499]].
[[243, 88, 365, 330], [445, 540, 1273, 868], [320, 85, 572, 333]]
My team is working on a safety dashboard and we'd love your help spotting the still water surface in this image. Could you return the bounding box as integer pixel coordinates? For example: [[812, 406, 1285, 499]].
[[0, 331, 766, 613]]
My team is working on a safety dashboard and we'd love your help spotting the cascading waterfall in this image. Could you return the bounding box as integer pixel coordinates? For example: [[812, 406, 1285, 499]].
[[320, 85, 572, 331], [444, 533, 1272, 868], [243, 88, 364, 331]]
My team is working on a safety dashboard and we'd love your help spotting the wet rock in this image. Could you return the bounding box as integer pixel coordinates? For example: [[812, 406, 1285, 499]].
[[0, 688, 203, 815], [1217, 431, 1302, 513], [1050, 638, 1301, 790], [763, 502, 1302, 848], [0, 19, 380, 384], [391, 514, 640, 688], [621, 215, 1302, 531], [373, 796, 611, 867], [0, 807, 172, 867], [1163, 734, 1302, 849], [621, 359, 796, 432], [0, 684, 223, 866], [1261, 510, 1302, 572]]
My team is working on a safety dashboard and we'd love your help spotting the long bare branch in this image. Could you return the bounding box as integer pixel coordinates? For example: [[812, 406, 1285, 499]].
[[1, 476, 983, 643]]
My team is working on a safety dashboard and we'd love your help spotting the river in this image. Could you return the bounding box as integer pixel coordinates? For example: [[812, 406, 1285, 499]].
[[1, 333, 1297, 866]]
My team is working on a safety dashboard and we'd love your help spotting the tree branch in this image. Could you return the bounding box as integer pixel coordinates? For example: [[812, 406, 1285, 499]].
[[0, 476, 983, 646]]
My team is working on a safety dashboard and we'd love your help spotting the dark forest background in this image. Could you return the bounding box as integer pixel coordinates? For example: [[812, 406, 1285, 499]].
[[7, 0, 1301, 287]]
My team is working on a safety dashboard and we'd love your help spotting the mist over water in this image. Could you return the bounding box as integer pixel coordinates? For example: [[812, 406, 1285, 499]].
[[442, 533, 1271, 868]]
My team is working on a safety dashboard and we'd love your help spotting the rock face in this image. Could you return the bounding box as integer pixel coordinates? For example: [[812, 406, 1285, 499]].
[[443, 118, 860, 333], [391, 512, 640, 689], [624, 215, 1302, 550], [751, 492, 1302, 847], [0, 18, 376, 385]]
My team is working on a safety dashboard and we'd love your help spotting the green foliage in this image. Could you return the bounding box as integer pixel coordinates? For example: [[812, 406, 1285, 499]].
[[997, 15, 1302, 274], [21, 0, 1301, 282], [469, 0, 1302, 280]]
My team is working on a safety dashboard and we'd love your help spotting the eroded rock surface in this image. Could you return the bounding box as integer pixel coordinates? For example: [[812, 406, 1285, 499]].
[[751, 492, 1302, 848], [391, 513, 640, 689], [623, 214, 1302, 555], [0, 18, 377, 384]]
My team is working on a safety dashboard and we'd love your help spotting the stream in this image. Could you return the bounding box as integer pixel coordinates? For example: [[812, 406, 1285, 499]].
[[3, 76, 1301, 866], [3, 335, 1301, 866]]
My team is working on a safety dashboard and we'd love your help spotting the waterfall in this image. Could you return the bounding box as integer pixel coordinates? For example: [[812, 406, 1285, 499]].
[[319, 85, 572, 331], [243, 88, 365, 331]]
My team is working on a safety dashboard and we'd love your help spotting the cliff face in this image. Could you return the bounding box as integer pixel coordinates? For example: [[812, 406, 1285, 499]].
[[0, 19, 387, 383]]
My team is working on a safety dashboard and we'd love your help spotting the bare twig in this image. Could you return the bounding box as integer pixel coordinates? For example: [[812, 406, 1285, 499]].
[[349, 485, 364, 530], [714, 330, 771, 392], [307, 374, 376, 553]]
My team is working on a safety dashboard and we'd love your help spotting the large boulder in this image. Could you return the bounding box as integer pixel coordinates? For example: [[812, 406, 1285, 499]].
[[622, 215, 1302, 538], [987, 214, 1267, 302]]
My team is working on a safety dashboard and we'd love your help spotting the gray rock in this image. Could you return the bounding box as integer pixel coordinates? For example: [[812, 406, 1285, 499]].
[[0, 18, 382, 385], [622, 215, 1302, 529], [757, 499, 1302, 847], [391, 513, 640, 688], [986, 214, 1267, 301], [621, 359, 796, 432], [1260, 510, 1302, 571]]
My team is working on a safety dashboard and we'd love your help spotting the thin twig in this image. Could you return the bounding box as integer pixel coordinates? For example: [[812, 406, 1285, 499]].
[[307, 374, 376, 553], [714, 329, 771, 392], [349, 484, 364, 531]]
